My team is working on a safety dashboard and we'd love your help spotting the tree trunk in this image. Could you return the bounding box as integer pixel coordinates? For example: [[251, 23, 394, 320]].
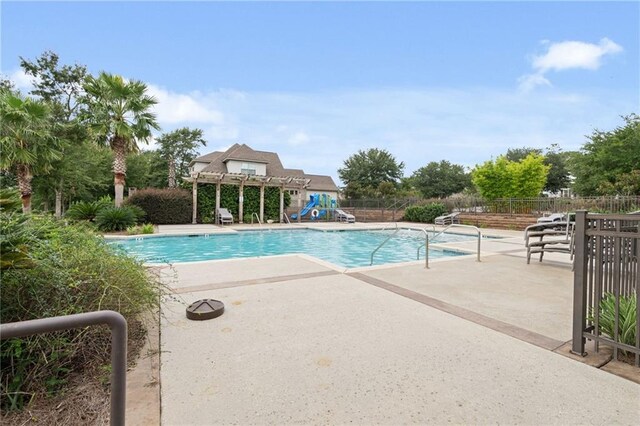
[[112, 137, 127, 207], [55, 189, 63, 218], [168, 158, 176, 188], [16, 163, 33, 214]]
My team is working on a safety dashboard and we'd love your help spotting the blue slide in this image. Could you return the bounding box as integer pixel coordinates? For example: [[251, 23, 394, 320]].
[[290, 196, 317, 220]]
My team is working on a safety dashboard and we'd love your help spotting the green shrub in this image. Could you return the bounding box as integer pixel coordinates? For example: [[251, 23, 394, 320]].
[[591, 293, 637, 349], [125, 188, 192, 224], [126, 223, 155, 235], [404, 203, 448, 223], [126, 204, 147, 224], [0, 214, 160, 410], [95, 207, 137, 232]]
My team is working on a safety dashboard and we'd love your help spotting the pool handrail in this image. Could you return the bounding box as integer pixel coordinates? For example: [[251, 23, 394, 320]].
[[252, 212, 262, 226], [370, 222, 399, 265], [423, 223, 482, 262], [282, 212, 291, 224]]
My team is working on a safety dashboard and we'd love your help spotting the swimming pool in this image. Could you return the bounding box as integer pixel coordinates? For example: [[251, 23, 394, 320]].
[[111, 228, 482, 268]]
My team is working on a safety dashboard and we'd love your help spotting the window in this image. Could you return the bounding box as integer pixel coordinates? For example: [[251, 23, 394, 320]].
[[241, 163, 256, 175], [288, 189, 299, 196]]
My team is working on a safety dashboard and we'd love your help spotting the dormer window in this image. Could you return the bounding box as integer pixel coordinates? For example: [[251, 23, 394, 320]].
[[241, 163, 257, 175]]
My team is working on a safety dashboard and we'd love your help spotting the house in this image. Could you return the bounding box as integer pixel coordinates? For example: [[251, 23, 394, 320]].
[[186, 143, 339, 223]]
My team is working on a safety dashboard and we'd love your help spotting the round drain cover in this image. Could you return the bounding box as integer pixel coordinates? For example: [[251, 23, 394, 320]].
[[186, 299, 225, 321]]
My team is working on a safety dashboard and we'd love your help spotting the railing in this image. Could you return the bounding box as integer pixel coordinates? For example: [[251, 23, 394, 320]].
[[341, 196, 640, 216], [252, 212, 262, 226], [415, 228, 430, 269], [282, 212, 291, 224], [572, 210, 639, 366], [422, 224, 482, 263], [0, 311, 128, 426], [370, 223, 399, 265]]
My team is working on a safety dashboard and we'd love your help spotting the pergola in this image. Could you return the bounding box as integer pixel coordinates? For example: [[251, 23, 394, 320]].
[[186, 171, 311, 224]]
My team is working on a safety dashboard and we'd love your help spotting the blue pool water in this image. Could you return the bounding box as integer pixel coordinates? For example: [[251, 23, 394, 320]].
[[111, 229, 478, 268]]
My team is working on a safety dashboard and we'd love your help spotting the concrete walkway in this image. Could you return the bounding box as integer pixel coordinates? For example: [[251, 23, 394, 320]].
[[153, 223, 639, 425]]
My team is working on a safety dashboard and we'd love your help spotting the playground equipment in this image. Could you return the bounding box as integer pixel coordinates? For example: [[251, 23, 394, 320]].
[[290, 193, 337, 220]]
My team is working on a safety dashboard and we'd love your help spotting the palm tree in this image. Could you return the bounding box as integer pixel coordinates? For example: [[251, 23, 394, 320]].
[[82, 72, 160, 206], [157, 127, 207, 187], [0, 91, 60, 213]]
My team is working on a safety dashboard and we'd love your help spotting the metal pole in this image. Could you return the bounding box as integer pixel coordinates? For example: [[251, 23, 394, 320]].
[[571, 210, 588, 356], [0, 311, 128, 426], [425, 234, 429, 269]]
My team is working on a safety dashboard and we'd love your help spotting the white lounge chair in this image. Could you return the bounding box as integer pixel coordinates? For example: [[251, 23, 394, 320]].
[[217, 208, 234, 225], [335, 208, 355, 223], [434, 212, 460, 226], [537, 213, 566, 223]]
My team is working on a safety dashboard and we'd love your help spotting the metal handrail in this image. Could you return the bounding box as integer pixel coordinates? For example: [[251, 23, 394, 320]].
[[415, 228, 430, 268], [378, 221, 399, 233], [370, 222, 399, 265], [252, 212, 262, 226], [283, 212, 291, 224], [428, 223, 482, 262], [0, 311, 127, 426]]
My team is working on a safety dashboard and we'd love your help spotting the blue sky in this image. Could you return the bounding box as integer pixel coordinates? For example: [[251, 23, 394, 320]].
[[2, 1, 638, 185]]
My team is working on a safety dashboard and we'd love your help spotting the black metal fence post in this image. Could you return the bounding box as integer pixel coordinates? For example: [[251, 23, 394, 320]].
[[0, 310, 128, 426], [571, 210, 589, 356]]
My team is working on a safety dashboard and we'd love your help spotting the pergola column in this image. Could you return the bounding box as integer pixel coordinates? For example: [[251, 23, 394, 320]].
[[238, 180, 244, 224], [215, 181, 221, 225], [279, 185, 285, 223], [259, 183, 265, 223], [191, 178, 198, 224], [297, 186, 302, 223]]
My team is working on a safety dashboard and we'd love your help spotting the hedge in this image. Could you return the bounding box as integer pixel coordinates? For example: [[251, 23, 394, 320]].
[[197, 184, 291, 223], [404, 202, 448, 223], [125, 188, 192, 224]]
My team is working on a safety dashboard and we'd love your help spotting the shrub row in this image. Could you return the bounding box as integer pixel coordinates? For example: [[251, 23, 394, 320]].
[[125, 188, 192, 224], [403, 202, 448, 223]]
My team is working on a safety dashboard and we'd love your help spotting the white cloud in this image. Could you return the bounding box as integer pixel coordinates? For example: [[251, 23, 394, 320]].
[[147, 84, 225, 125], [533, 38, 623, 72], [4, 69, 36, 92], [518, 38, 623, 92], [517, 73, 552, 93], [288, 131, 310, 146]]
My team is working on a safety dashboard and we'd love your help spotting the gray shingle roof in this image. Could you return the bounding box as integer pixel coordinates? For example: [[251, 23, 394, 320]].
[[191, 143, 338, 191]]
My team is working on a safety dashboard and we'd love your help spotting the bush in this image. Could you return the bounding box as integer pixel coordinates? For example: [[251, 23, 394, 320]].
[[404, 203, 448, 223], [0, 213, 160, 410], [95, 207, 137, 232], [591, 293, 637, 349], [65, 197, 112, 222], [126, 223, 155, 235], [125, 188, 192, 224]]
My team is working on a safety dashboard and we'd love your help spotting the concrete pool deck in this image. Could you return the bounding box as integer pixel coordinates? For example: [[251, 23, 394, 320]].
[[139, 222, 639, 424]]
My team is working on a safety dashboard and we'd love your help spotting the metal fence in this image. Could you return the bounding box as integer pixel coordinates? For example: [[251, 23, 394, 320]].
[[572, 211, 639, 366], [340, 196, 640, 216]]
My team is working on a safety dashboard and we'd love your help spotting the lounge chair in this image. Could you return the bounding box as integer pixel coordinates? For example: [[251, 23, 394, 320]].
[[335, 208, 355, 223], [434, 212, 460, 226], [217, 208, 234, 225], [537, 212, 566, 223], [524, 221, 574, 264]]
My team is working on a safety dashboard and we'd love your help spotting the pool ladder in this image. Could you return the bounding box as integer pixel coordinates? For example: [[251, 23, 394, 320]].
[[251, 212, 262, 226], [417, 223, 482, 265], [370, 223, 399, 265]]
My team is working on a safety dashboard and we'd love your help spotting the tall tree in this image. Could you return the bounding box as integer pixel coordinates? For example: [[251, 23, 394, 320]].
[[156, 127, 206, 187], [81, 72, 160, 206], [20, 51, 89, 215], [338, 148, 404, 198], [411, 160, 471, 198], [506, 145, 570, 193], [0, 91, 60, 213], [471, 154, 549, 199], [570, 114, 640, 196]]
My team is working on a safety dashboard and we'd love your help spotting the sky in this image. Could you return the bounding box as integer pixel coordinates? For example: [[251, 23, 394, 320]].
[[2, 1, 639, 185]]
